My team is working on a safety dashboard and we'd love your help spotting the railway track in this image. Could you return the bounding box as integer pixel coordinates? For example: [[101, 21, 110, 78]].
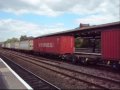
[[0, 54, 60, 90], [2, 49, 120, 77], [0, 49, 120, 89], [7, 49, 119, 74], [3, 49, 119, 74]]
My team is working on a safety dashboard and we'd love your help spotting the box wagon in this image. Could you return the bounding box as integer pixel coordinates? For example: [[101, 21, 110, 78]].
[[19, 40, 33, 51], [101, 29, 120, 66], [10, 42, 16, 49], [14, 42, 20, 49], [6, 43, 11, 49], [33, 36, 74, 57]]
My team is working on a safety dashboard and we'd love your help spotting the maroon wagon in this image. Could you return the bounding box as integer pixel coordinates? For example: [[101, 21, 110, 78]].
[[33, 36, 74, 57]]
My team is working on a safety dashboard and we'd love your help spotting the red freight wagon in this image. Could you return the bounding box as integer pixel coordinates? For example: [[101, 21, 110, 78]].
[[101, 29, 120, 61], [33, 36, 74, 55]]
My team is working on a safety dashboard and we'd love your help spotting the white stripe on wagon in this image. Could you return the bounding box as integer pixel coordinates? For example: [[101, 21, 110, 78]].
[[0, 58, 33, 90]]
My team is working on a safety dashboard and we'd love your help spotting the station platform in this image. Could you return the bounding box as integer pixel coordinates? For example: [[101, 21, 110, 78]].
[[0, 58, 32, 89]]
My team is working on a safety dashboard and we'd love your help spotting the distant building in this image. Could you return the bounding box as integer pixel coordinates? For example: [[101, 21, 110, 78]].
[[79, 23, 90, 28]]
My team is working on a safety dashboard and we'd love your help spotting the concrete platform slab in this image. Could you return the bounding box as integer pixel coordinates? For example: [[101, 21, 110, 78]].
[[0, 58, 33, 89]]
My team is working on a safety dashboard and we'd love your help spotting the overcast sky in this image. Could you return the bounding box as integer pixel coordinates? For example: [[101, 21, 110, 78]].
[[0, 0, 120, 41]]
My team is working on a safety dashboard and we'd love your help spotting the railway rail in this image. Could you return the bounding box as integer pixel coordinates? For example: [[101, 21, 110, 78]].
[[0, 49, 120, 89], [11, 49, 120, 73], [2, 49, 120, 74], [0, 54, 60, 90]]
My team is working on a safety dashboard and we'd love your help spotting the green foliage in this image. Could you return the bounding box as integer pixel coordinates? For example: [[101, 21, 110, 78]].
[[96, 39, 101, 49], [20, 35, 27, 41], [4, 35, 34, 43], [20, 35, 34, 41], [81, 39, 90, 48], [75, 38, 90, 48], [75, 37, 101, 49], [75, 38, 84, 48], [5, 37, 19, 43]]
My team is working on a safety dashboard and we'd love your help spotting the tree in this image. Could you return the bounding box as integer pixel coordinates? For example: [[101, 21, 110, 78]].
[[5, 37, 19, 43], [75, 38, 84, 48], [20, 35, 34, 41], [20, 35, 27, 41]]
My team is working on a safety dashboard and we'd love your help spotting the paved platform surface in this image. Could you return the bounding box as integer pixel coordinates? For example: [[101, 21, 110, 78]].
[[0, 58, 32, 89]]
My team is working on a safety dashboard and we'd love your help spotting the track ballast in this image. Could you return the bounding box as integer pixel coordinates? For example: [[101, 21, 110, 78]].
[[0, 55, 60, 90]]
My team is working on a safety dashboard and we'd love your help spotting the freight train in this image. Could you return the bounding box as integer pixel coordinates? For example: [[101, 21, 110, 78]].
[[1, 22, 120, 68]]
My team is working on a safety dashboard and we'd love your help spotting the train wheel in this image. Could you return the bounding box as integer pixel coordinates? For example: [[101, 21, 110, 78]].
[[71, 57, 76, 64], [71, 56, 77, 64], [80, 57, 86, 64], [111, 63, 120, 69], [61, 55, 66, 60], [81, 57, 89, 65]]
